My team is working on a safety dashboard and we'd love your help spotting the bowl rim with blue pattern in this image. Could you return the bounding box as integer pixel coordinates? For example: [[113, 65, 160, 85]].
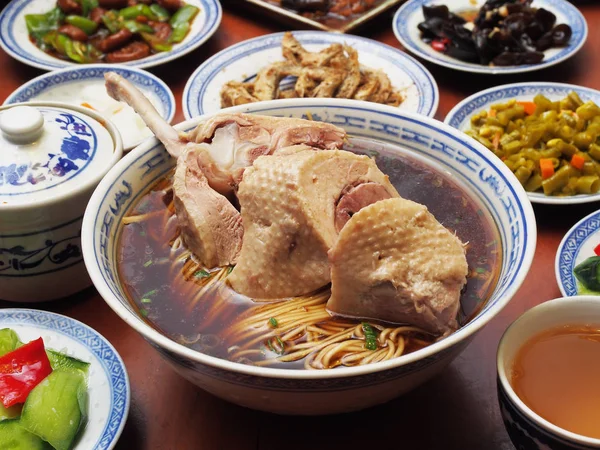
[[82, 97, 536, 381], [393, 0, 587, 75], [181, 30, 439, 119], [0, 308, 130, 450], [0, 0, 222, 71], [3, 64, 176, 151], [555, 208, 600, 297], [444, 81, 600, 205], [497, 296, 600, 448]]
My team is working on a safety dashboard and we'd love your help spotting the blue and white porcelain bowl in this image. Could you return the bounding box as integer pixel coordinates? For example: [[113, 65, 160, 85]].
[[0, 102, 123, 302], [4, 65, 175, 151], [497, 296, 600, 449], [445, 82, 600, 205], [82, 98, 536, 415], [0, 308, 130, 449]]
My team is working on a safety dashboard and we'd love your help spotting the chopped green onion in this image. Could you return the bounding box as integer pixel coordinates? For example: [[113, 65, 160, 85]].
[[141, 298, 152, 304], [140, 308, 149, 318], [475, 267, 486, 274], [143, 289, 158, 298], [194, 269, 210, 278], [140, 231, 146, 237], [143, 260, 153, 267], [227, 266, 234, 275], [362, 323, 378, 351], [485, 240, 497, 247], [267, 336, 285, 355], [268, 317, 278, 328]]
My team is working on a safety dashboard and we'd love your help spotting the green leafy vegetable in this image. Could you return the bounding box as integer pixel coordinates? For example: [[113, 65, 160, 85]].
[[574, 256, 600, 291], [362, 323, 378, 351]]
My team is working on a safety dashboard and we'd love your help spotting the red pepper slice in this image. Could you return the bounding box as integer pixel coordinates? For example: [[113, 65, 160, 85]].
[[594, 243, 600, 256], [431, 38, 450, 52], [0, 337, 52, 408]]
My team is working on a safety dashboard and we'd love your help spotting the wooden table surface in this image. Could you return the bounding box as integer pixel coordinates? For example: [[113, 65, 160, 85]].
[[1, 2, 599, 449]]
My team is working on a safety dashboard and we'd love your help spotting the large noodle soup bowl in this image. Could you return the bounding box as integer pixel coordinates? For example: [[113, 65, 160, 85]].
[[82, 99, 536, 415]]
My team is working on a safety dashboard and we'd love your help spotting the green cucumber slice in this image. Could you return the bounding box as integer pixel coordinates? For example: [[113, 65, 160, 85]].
[[20, 369, 88, 450], [0, 329, 20, 357], [0, 419, 50, 449], [46, 350, 90, 375], [0, 403, 22, 422]]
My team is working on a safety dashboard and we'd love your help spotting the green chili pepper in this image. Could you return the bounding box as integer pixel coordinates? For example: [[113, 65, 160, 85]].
[[362, 323, 378, 351], [140, 32, 172, 52], [122, 20, 155, 34], [119, 4, 158, 21], [149, 4, 171, 21], [169, 22, 190, 43], [80, 0, 99, 16], [65, 15, 98, 34], [169, 5, 199, 27], [63, 38, 101, 64], [25, 7, 63, 42], [102, 10, 121, 34]]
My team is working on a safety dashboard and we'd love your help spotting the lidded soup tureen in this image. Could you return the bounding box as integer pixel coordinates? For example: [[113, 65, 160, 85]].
[[0, 102, 122, 302]]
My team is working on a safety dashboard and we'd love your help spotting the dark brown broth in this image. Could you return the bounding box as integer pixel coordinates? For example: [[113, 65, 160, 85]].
[[117, 137, 501, 368]]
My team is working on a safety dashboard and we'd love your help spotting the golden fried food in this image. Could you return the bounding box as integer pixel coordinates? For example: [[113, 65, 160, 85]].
[[220, 32, 404, 108]]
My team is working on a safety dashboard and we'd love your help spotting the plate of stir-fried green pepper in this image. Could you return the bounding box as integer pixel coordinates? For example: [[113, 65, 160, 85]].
[[0, 0, 221, 70], [445, 82, 600, 205]]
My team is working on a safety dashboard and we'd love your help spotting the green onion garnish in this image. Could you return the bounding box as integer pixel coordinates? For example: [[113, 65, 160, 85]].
[[194, 269, 210, 278], [475, 267, 486, 274], [268, 317, 278, 328], [227, 266, 234, 275], [141, 298, 152, 304], [140, 308, 149, 318], [140, 231, 146, 237], [486, 240, 497, 247], [143, 289, 158, 298], [362, 323, 378, 351], [267, 336, 285, 355], [143, 260, 153, 267]]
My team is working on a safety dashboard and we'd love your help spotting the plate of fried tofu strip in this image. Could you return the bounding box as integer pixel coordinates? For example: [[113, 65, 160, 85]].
[[182, 31, 439, 119]]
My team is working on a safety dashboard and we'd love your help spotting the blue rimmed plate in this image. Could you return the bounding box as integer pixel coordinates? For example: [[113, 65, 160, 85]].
[[393, 0, 587, 75], [0, 0, 221, 71], [0, 308, 130, 450], [4, 64, 175, 151], [556, 210, 600, 297], [445, 82, 600, 205], [182, 31, 439, 119]]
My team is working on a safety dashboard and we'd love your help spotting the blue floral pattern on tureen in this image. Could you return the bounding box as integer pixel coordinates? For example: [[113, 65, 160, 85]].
[[0, 110, 97, 195]]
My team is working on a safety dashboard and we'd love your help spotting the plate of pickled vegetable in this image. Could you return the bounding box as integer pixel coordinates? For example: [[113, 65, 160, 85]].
[[0, 309, 129, 450], [556, 209, 600, 297], [0, 0, 221, 71], [445, 82, 600, 204]]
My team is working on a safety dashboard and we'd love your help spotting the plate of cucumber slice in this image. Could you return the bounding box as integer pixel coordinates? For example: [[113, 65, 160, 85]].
[[0, 309, 129, 450]]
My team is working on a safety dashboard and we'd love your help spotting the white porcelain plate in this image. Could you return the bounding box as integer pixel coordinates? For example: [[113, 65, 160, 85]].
[[393, 0, 587, 74], [0, 0, 222, 71], [556, 209, 600, 297], [182, 31, 439, 118], [4, 64, 175, 151], [445, 82, 600, 205], [0, 309, 130, 450]]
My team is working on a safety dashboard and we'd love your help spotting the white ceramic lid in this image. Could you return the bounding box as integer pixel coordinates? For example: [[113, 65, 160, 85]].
[[0, 103, 116, 206]]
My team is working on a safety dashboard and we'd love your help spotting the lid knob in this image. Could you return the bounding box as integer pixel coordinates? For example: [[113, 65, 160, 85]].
[[0, 105, 44, 145]]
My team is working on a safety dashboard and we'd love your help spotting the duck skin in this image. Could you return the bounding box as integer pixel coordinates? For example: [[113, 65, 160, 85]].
[[228, 149, 400, 299], [327, 198, 469, 335]]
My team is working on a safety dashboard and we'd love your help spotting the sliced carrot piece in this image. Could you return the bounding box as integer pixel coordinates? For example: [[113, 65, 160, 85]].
[[489, 108, 497, 118], [492, 132, 501, 150], [540, 158, 555, 179], [517, 101, 537, 115], [571, 153, 585, 170]]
